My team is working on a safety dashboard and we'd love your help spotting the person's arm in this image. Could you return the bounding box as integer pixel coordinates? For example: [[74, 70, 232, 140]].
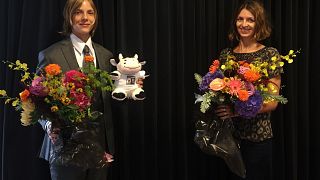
[[36, 51, 60, 144], [258, 75, 281, 113], [215, 75, 281, 120]]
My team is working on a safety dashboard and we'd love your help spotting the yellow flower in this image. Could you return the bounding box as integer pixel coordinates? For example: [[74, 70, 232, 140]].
[[67, 83, 75, 89], [0, 90, 7, 96], [271, 56, 277, 62], [76, 88, 83, 93], [12, 99, 20, 107], [51, 106, 59, 112], [61, 97, 71, 105], [270, 64, 277, 70], [221, 65, 226, 70], [262, 69, 268, 77], [14, 60, 28, 71], [267, 82, 279, 94], [21, 72, 30, 82], [289, 50, 294, 55], [278, 62, 285, 67]]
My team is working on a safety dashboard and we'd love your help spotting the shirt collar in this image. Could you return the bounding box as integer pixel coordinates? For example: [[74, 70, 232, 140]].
[[70, 33, 94, 55]]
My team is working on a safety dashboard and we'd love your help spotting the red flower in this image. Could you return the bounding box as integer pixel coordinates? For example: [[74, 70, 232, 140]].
[[70, 90, 91, 109], [64, 70, 87, 88]]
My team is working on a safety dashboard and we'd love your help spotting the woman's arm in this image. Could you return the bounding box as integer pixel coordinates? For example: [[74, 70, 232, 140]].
[[258, 75, 281, 113]]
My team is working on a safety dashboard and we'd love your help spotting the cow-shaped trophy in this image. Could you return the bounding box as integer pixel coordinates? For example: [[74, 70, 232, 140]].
[[110, 53, 147, 101]]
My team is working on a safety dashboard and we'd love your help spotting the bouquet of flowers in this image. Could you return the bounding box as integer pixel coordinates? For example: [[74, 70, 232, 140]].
[[195, 49, 299, 117], [193, 49, 299, 177], [0, 56, 114, 168]]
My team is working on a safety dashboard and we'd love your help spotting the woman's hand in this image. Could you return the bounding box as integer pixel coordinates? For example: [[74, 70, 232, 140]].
[[215, 105, 237, 120]]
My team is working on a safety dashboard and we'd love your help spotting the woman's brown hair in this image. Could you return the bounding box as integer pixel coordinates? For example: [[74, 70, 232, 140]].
[[61, 0, 98, 36], [228, 0, 271, 42]]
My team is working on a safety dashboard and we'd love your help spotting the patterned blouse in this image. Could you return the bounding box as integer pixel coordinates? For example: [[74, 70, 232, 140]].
[[219, 47, 283, 142]]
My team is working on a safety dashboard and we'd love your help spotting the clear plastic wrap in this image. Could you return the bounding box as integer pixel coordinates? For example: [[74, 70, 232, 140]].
[[49, 121, 108, 168], [194, 115, 246, 178]]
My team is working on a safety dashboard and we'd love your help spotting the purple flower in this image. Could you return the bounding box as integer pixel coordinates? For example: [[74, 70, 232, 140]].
[[199, 70, 224, 92], [29, 77, 48, 97], [234, 91, 263, 118]]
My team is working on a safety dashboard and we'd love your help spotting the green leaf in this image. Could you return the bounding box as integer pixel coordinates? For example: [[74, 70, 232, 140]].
[[194, 73, 203, 85]]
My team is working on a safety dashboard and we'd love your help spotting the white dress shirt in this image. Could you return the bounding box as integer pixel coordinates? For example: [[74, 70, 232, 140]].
[[70, 33, 97, 68]]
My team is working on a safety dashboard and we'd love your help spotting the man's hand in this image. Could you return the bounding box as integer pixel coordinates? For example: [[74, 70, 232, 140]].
[[136, 78, 144, 88], [46, 122, 60, 144]]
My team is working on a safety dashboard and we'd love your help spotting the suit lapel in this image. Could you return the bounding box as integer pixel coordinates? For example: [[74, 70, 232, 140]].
[[60, 39, 79, 70], [93, 43, 107, 71]]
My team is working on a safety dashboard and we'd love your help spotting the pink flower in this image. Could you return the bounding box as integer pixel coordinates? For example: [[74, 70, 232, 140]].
[[227, 77, 243, 96], [70, 90, 91, 109], [209, 78, 226, 91], [237, 66, 250, 75], [64, 70, 87, 88], [29, 77, 48, 97]]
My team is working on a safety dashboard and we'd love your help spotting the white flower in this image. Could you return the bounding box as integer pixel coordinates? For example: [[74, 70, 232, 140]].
[[20, 99, 35, 126]]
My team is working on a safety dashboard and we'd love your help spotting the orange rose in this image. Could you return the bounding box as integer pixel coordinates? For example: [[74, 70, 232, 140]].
[[84, 55, 94, 63], [45, 64, 61, 76], [19, 89, 30, 101], [238, 89, 249, 101], [209, 78, 226, 91]]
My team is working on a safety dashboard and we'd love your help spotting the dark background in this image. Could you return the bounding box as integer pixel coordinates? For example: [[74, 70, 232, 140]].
[[0, 0, 318, 179]]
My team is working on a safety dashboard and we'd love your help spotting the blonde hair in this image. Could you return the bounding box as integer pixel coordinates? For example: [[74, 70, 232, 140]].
[[61, 0, 98, 36], [228, 0, 271, 42]]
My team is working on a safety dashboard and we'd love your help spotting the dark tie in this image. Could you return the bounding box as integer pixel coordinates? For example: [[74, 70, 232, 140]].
[[82, 45, 91, 68]]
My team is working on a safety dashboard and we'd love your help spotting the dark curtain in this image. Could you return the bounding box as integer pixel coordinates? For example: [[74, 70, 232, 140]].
[[0, 0, 317, 179]]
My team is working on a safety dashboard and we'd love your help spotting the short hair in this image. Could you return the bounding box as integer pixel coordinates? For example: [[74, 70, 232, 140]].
[[61, 0, 98, 36], [228, 0, 271, 42]]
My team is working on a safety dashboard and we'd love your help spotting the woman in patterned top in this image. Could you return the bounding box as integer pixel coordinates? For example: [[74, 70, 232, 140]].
[[215, 1, 282, 179]]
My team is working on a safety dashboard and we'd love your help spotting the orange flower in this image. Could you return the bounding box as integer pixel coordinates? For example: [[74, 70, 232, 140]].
[[238, 89, 249, 101], [243, 62, 250, 67], [84, 55, 94, 62], [244, 70, 261, 82], [19, 89, 30, 101], [238, 61, 246, 65], [45, 64, 61, 76], [209, 60, 220, 73], [209, 65, 217, 74], [212, 60, 220, 66], [209, 78, 226, 91]]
